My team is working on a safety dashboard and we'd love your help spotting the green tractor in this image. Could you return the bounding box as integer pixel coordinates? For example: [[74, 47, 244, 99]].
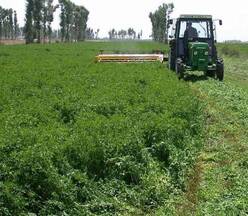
[[168, 15, 224, 81]]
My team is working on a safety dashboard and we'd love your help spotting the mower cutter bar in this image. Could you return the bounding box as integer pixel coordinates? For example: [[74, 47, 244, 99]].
[[96, 54, 164, 63]]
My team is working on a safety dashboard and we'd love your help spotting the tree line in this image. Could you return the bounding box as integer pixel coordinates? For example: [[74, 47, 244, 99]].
[[85, 28, 100, 40], [149, 3, 174, 43], [0, 6, 20, 40], [24, 0, 89, 44], [108, 28, 142, 40], [3, 1, 174, 43], [25, 0, 59, 43], [59, 0, 89, 42]]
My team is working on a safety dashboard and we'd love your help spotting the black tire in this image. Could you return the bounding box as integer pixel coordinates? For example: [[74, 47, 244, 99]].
[[216, 59, 224, 81], [176, 58, 184, 80], [168, 49, 176, 71], [206, 70, 215, 78]]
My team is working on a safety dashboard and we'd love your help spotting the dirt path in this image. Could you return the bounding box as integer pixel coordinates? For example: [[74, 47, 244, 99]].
[[0, 39, 25, 45]]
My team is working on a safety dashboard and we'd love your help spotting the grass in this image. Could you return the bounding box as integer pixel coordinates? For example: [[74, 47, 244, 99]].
[[219, 44, 248, 92], [179, 43, 248, 215], [0, 41, 247, 215], [0, 41, 203, 215], [193, 80, 248, 215]]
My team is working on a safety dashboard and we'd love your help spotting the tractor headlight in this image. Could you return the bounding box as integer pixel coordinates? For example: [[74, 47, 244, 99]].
[[205, 51, 209, 56], [194, 51, 198, 55]]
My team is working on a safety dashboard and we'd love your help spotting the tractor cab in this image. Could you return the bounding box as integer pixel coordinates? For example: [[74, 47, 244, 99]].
[[168, 14, 224, 81]]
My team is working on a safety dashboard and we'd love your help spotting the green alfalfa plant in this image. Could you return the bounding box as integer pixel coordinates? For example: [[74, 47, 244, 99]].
[[220, 46, 240, 57], [0, 41, 205, 215]]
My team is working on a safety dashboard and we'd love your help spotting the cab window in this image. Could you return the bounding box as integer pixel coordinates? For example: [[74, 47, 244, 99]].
[[179, 21, 211, 38]]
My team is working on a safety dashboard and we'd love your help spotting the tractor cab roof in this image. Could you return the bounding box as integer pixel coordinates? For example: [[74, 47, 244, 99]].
[[179, 14, 212, 19]]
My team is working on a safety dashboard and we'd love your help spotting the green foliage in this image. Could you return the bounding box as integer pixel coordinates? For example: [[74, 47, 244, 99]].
[[33, 0, 43, 43], [59, 0, 89, 42], [0, 6, 17, 40], [217, 43, 248, 90], [185, 47, 248, 215], [0, 41, 203, 215], [14, 11, 18, 39], [108, 28, 141, 40], [149, 3, 174, 43], [24, 0, 34, 44], [220, 46, 240, 57], [24, 0, 88, 43], [192, 79, 248, 215]]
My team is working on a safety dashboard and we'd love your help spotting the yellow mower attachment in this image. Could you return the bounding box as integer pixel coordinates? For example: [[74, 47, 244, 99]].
[[96, 54, 164, 63]]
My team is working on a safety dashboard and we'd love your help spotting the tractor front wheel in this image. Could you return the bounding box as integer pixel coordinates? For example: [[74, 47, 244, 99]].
[[216, 59, 224, 81], [206, 70, 215, 78], [176, 58, 184, 80]]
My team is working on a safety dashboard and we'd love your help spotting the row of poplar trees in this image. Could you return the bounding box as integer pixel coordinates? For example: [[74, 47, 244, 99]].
[[149, 3, 174, 43], [0, 6, 19, 40], [25, 0, 89, 44], [59, 0, 89, 42], [108, 28, 142, 40]]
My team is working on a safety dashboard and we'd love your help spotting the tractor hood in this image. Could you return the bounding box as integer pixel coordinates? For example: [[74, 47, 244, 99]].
[[188, 42, 209, 71], [188, 42, 209, 51]]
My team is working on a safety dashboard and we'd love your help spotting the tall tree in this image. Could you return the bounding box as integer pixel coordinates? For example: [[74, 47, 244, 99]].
[[65, 1, 73, 41], [8, 9, 14, 39], [47, 0, 59, 43], [33, 0, 43, 43], [108, 28, 138, 40], [25, 0, 34, 44], [81, 6, 89, 40], [108, 28, 116, 40], [25, 0, 59, 43], [14, 10, 18, 39], [24, 0, 88, 43], [0, 6, 3, 40], [0, 7, 19, 40], [42, 0, 48, 42], [127, 28, 136, 39], [130, 29, 136, 39], [59, 0, 89, 42], [59, 1, 66, 41], [149, 3, 174, 43], [77, 6, 89, 41], [95, 29, 100, 40], [86, 28, 94, 40]]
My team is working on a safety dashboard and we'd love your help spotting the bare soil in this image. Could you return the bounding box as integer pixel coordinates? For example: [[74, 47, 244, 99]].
[[0, 39, 25, 45]]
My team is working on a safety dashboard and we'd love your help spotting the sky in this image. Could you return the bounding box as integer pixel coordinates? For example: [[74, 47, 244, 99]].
[[0, 0, 248, 41]]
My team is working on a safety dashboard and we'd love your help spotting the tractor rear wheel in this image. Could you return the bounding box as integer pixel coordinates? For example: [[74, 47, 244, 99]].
[[176, 58, 184, 80], [216, 59, 224, 81], [168, 49, 176, 71]]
